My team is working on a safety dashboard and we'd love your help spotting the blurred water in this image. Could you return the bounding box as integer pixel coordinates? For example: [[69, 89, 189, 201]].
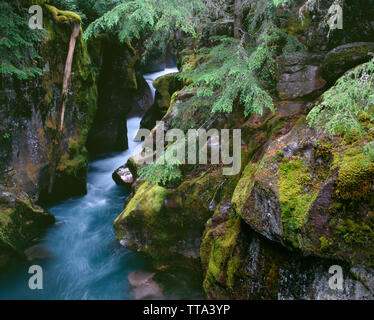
[[143, 67, 179, 100], [0, 116, 149, 300], [0, 68, 180, 300]]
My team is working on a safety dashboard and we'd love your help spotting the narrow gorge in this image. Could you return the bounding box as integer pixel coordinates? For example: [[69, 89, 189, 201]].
[[1, 0, 374, 301]]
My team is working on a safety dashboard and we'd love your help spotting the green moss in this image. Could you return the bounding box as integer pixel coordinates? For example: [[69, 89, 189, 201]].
[[324, 44, 374, 69], [114, 182, 167, 226], [336, 219, 374, 249], [275, 150, 284, 161], [0, 195, 54, 260], [178, 170, 238, 208], [283, 13, 312, 37], [231, 162, 258, 214], [41, 11, 98, 182], [153, 72, 180, 112], [201, 217, 241, 294], [314, 138, 333, 162], [45, 5, 82, 24], [56, 137, 88, 176], [333, 151, 374, 200], [325, 200, 374, 266], [226, 244, 241, 289], [319, 236, 329, 251], [278, 158, 318, 238], [24, 0, 50, 5], [0, 208, 17, 252]]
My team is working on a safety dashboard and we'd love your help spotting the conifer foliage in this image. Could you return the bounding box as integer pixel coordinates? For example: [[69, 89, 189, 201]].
[[0, 1, 45, 79], [179, 0, 302, 117], [83, 0, 204, 54], [307, 59, 374, 137]]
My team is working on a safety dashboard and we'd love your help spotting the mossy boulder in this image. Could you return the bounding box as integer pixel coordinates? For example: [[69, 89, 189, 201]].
[[232, 118, 374, 268], [200, 211, 374, 300], [0, 186, 55, 270], [140, 72, 183, 130], [114, 167, 241, 271], [113, 179, 207, 270], [322, 42, 374, 84]]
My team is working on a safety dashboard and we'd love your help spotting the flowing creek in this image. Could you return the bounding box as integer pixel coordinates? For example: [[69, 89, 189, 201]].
[[0, 67, 201, 300]]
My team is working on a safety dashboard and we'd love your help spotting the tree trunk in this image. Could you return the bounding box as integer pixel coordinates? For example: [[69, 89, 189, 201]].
[[48, 22, 80, 194], [234, 0, 243, 39], [59, 22, 80, 131]]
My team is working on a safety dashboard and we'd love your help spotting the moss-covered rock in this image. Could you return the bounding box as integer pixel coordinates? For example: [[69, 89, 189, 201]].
[[140, 72, 183, 130], [38, 5, 98, 202], [0, 186, 54, 270], [232, 116, 374, 268], [322, 42, 374, 84], [201, 212, 374, 300], [113, 164, 243, 272], [45, 4, 82, 24], [201, 216, 242, 299], [0, 2, 101, 273], [333, 150, 374, 201], [114, 180, 203, 271], [1, 1, 99, 203]]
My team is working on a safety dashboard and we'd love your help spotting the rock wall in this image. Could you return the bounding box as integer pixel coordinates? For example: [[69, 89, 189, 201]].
[[87, 36, 153, 155], [0, 1, 97, 269], [1, 4, 98, 204]]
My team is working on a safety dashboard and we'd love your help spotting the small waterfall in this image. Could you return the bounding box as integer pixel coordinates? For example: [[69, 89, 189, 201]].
[[143, 67, 179, 100]]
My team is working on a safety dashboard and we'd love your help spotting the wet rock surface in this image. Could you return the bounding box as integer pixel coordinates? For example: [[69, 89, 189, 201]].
[[201, 205, 374, 300], [0, 8, 98, 204], [116, 0, 374, 299], [112, 166, 134, 187], [2, 0, 374, 300]]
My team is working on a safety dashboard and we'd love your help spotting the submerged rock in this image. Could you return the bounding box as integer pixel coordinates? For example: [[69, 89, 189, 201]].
[[24, 244, 54, 261], [128, 270, 163, 300]]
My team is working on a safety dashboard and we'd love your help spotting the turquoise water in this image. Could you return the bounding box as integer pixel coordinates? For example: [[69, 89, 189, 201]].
[[0, 117, 150, 299], [0, 67, 204, 300]]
